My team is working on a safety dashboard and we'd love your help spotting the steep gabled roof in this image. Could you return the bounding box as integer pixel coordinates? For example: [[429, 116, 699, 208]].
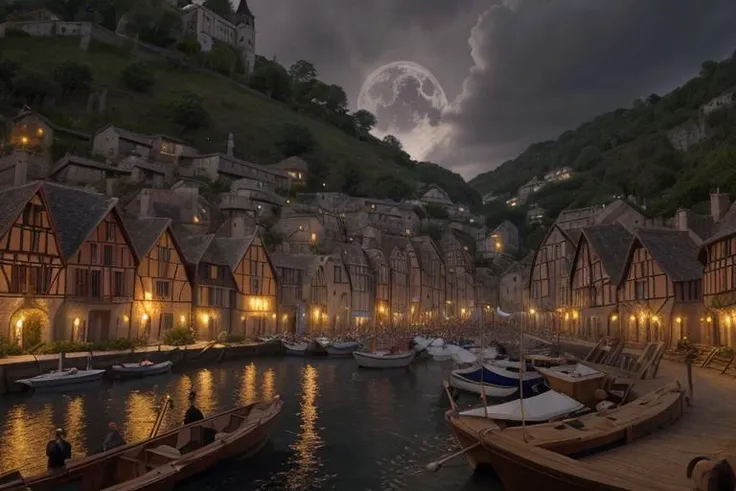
[[210, 236, 254, 270], [705, 202, 736, 246], [271, 156, 308, 172], [0, 182, 41, 240], [94, 124, 152, 147], [571, 223, 632, 286], [42, 182, 124, 260], [235, 0, 254, 18], [124, 217, 172, 257], [179, 234, 215, 265], [49, 154, 131, 177], [625, 228, 702, 283]]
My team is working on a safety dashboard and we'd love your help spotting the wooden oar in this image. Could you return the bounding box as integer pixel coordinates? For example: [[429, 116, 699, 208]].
[[426, 442, 481, 472]]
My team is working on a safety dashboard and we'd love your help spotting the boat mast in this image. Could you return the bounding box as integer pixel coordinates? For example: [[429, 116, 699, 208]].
[[479, 304, 488, 418], [519, 309, 528, 441]]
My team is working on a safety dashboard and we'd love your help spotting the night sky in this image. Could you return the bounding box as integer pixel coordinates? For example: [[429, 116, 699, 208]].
[[245, 0, 736, 179]]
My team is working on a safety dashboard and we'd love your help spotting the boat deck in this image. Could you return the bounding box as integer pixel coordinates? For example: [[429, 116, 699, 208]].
[[581, 360, 736, 489]]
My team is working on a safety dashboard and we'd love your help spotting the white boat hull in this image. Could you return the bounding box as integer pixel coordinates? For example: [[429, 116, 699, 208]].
[[16, 369, 106, 390], [353, 350, 415, 368], [448, 372, 518, 398], [110, 361, 173, 378], [283, 342, 309, 356], [325, 342, 360, 357]]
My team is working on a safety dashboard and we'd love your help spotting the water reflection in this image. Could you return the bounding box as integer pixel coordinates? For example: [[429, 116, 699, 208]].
[[65, 396, 87, 456], [196, 369, 215, 415], [286, 364, 328, 490], [240, 363, 258, 406], [1, 404, 52, 474], [262, 368, 275, 401], [125, 391, 158, 443]]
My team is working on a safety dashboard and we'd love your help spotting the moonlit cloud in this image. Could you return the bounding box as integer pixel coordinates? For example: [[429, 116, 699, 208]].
[[246, 0, 736, 180]]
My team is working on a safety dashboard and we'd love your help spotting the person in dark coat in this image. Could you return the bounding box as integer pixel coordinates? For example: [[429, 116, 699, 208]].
[[687, 456, 736, 491], [101, 422, 126, 452], [184, 390, 204, 425], [46, 428, 71, 470]]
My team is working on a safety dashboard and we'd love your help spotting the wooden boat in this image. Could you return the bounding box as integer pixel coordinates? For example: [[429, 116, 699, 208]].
[[353, 350, 415, 368], [109, 361, 173, 379], [457, 390, 587, 428], [324, 341, 360, 357], [535, 363, 607, 407], [448, 371, 520, 398], [446, 380, 684, 471], [310, 337, 329, 355], [450, 363, 544, 395], [16, 354, 105, 391], [282, 341, 309, 356], [6, 397, 283, 491]]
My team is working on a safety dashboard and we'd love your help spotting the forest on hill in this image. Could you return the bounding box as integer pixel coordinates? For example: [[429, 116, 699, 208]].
[[470, 51, 736, 224], [0, 0, 480, 208]]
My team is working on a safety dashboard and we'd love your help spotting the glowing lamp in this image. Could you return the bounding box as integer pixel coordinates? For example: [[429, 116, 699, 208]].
[[272, 313, 277, 319], [193, 216, 200, 223], [611, 314, 618, 321], [707, 316, 713, 323], [202, 313, 210, 323], [20, 136, 28, 145], [141, 313, 149, 321], [564, 313, 569, 321], [675, 317, 682, 323], [73, 317, 80, 327], [572, 311, 579, 320], [311, 233, 317, 243], [123, 315, 129, 322], [15, 319, 23, 329], [241, 315, 246, 321], [37, 128, 44, 136], [651, 315, 659, 323], [529, 308, 536, 315], [144, 292, 152, 300]]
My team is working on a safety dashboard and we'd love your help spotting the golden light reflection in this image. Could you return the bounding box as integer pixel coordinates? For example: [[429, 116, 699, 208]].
[[239, 363, 258, 406], [0, 404, 53, 475], [197, 369, 215, 415], [125, 391, 157, 443], [262, 368, 275, 401], [287, 364, 324, 490], [65, 396, 87, 456]]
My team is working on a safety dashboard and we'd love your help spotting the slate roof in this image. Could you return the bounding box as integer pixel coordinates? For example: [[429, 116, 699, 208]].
[[95, 124, 152, 147], [235, 0, 254, 18], [634, 228, 703, 283], [382, 234, 410, 259], [705, 202, 736, 245], [179, 234, 215, 265], [680, 210, 716, 243], [42, 182, 119, 260], [270, 252, 325, 284], [579, 223, 633, 284], [49, 154, 130, 177], [209, 236, 253, 270], [0, 182, 41, 240], [124, 217, 171, 257]]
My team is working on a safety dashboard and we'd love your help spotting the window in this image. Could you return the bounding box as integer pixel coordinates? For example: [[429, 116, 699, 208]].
[[251, 277, 260, 294], [105, 222, 115, 241], [157, 245, 171, 262], [160, 313, 174, 331], [209, 265, 218, 279], [160, 141, 176, 155], [208, 287, 225, 306], [90, 270, 101, 297], [103, 245, 113, 266], [634, 279, 647, 300], [334, 265, 344, 283], [90, 243, 98, 264], [22, 204, 43, 227], [74, 268, 88, 296], [155, 280, 170, 300], [113, 271, 125, 297], [31, 231, 41, 252], [10, 266, 50, 294]]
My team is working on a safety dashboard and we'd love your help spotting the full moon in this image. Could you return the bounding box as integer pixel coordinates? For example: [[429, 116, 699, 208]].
[[357, 61, 449, 161]]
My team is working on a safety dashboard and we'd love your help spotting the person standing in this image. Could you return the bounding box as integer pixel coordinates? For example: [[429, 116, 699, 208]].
[[46, 428, 71, 470], [184, 390, 204, 425], [101, 422, 126, 452]]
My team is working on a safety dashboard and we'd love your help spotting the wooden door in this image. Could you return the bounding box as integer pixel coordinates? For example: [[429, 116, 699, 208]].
[[88, 310, 111, 342]]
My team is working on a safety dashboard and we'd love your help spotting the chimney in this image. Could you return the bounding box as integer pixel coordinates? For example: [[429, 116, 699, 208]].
[[676, 208, 688, 231], [711, 189, 731, 223], [139, 190, 150, 218]]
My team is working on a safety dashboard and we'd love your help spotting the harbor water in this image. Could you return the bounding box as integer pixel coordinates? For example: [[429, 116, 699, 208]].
[[0, 356, 502, 490]]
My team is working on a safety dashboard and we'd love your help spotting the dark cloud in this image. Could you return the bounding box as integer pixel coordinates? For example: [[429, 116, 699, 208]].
[[244, 0, 736, 179]]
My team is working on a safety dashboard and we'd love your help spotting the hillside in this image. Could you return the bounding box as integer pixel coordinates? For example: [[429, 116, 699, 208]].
[[470, 52, 736, 220], [0, 36, 479, 208]]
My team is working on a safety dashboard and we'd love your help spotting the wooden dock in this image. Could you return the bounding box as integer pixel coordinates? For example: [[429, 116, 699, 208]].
[[579, 359, 736, 489]]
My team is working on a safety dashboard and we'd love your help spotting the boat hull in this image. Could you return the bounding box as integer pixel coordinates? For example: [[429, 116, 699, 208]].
[[16, 369, 106, 390], [325, 342, 360, 357], [445, 411, 497, 471], [448, 372, 518, 398], [283, 342, 309, 356], [353, 351, 415, 368], [110, 361, 173, 379], [453, 364, 543, 395]]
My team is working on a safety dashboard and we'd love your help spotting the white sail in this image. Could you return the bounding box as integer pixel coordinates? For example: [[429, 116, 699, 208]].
[[495, 307, 512, 318]]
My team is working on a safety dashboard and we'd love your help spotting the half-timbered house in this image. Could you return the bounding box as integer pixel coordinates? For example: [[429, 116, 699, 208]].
[[0, 183, 66, 348], [44, 183, 138, 343], [382, 236, 410, 328], [441, 229, 476, 319], [411, 237, 445, 324], [271, 253, 327, 335], [365, 249, 390, 328], [618, 229, 703, 346], [126, 218, 192, 342], [332, 242, 374, 330], [701, 199, 736, 346], [569, 224, 631, 340]]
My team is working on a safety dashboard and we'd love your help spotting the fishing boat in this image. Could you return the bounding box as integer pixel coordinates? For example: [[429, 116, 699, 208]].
[[450, 362, 544, 395], [428, 344, 459, 361], [109, 360, 174, 379], [445, 381, 684, 471], [15, 354, 105, 391], [10, 397, 283, 491], [457, 390, 588, 428], [282, 340, 310, 356], [310, 337, 329, 355], [448, 370, 519, 398], [324, 341, 361, 357], [353, 350, 415, 368]]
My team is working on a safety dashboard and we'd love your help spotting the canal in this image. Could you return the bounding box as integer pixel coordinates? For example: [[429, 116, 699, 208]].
[[0, 356, 502, 490]]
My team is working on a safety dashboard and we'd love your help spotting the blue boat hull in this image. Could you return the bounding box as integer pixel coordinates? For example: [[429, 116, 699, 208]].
[[455, 365, 546, 396]]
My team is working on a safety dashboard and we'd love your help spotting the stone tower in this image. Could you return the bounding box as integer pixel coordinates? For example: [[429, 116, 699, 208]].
[[234, 0, 256, 74]]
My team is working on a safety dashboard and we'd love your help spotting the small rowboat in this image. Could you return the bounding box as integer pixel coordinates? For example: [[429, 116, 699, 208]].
[[325, 341, 360, 357], [16, 353, 105, 391], [110, 361, 173, 379], [448, 371, 519, 398], [353, 350, 415, 368], [283, 341, 309, 356], [9, 397, 283, 491]]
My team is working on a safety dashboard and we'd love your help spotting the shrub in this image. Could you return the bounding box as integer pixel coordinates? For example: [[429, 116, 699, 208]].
[[276, 123, 315, 157], [4, 28, 30, 38], [176, 37, 202, 56], [53, 60, 94, 93], [38, 341, 91, 354], [163, 327, 195, 346], [169, 93, 210, 132], [122, 62, 155, 93], [0, 338, 22, 358], [675, 338, 693, 353]]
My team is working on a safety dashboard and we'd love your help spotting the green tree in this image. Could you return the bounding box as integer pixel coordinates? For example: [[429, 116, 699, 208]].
[[13, 71, 56, 107], [169, 93, 210, 132], [289, 60, 317, 85], [122, 61, 155, 92], [176, 37, 202, 56], [204, 0, 233, 20], [353, 109, 377, 133], [382, 134, 403, 151], [700, 60, 718, 79], [54, 60, 93, 93], [249, 60, 292, 101], [277, 123, 316, 157], [310, 82, 348, 113]]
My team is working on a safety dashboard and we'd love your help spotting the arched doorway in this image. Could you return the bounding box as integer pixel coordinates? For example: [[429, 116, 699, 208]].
[[10, 308, 49, 350]]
